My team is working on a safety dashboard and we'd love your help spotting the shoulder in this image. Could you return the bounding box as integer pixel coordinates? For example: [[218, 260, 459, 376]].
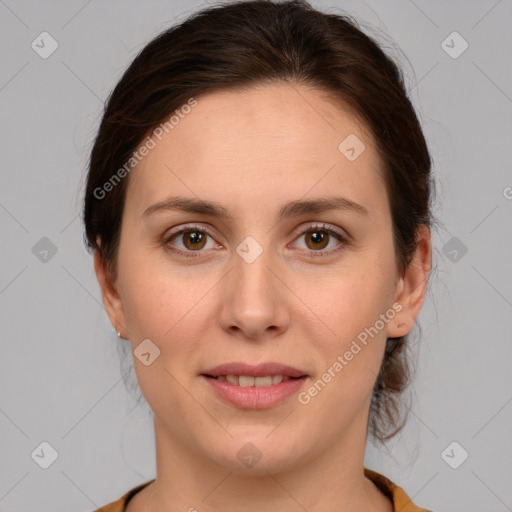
[[92, 473, 435, 512], [92, 480, 155, 512], [364, 468, 433, 512]]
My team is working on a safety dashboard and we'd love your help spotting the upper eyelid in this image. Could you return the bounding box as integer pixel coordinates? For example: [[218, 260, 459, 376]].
[[164, 222, 348, 245]]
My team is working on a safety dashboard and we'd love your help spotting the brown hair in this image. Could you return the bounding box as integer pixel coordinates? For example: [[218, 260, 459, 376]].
[[82, 0, 434, 443]]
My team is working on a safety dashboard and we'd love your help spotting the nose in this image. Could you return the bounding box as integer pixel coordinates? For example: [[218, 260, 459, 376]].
[[218, 243, 290, 341]]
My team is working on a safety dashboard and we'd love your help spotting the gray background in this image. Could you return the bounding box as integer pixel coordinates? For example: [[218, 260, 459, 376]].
[[1, 0, 511, 510]]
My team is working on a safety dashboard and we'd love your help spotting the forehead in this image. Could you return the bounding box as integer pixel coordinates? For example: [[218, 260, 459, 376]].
[[126, 83, 385, 217]]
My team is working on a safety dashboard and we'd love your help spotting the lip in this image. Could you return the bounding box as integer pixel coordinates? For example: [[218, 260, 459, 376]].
[[201, 362, 309, 409], [202, 374, 308, 409], [202, 362, 307, 378]]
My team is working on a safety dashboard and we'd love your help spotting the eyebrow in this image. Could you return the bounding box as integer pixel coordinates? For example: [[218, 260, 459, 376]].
[[142, 195, 369, 220]]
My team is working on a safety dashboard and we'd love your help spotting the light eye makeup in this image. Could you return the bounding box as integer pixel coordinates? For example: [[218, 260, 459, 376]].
[[161, 222, 350, 259]]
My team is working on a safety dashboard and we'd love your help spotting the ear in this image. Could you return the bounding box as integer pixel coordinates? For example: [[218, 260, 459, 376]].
[[94, 243, 129, 338], [386, 224, 431, 338]]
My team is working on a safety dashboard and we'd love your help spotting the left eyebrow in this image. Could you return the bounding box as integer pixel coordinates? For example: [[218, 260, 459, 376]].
[[276, 196, 368, 218], [142, 195, 369, 219]]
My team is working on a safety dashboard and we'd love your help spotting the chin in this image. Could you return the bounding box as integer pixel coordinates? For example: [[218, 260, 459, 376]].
[[207, 435, 306, 476]]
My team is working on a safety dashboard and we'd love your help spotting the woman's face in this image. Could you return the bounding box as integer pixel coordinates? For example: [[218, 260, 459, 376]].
[[96, 83, 428, 474]]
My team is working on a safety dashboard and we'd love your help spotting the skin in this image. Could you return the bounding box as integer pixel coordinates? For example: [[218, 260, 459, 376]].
[[95, 83, 431, 512]]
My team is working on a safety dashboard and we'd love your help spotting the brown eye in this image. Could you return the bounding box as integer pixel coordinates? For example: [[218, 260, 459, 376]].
[[304, 230, 330, 251], [293, 223, 348, 257], [181, 230, 207, 250], [164, 225, 217, 257]]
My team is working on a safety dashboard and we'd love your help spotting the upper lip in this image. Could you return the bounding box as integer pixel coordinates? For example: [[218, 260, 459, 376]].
[[203, 362, 308, 378]]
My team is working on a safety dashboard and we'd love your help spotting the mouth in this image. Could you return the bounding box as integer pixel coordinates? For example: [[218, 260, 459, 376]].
[[201, 362, 309, 409], [202, 361, 308, 379], [203, 374, 301, 387]]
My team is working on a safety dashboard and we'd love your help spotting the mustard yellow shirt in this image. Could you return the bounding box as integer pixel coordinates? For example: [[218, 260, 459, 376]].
[[93, 468, 432, 511]]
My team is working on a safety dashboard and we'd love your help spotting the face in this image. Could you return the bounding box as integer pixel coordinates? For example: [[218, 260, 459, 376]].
[[96, 83, 429, 475]]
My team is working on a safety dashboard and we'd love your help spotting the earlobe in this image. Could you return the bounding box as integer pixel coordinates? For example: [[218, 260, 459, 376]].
[[387, 225, 431, 338], [93, 248, 128, 338]]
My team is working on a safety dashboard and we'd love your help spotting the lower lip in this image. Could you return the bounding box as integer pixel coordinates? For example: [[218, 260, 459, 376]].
[[202, 375, 308, 409]]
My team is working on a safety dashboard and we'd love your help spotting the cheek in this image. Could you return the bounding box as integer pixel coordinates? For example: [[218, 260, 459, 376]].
[[298, 258, 395, 345], [295, 255, 394, 406], [118, 245, 218, 371], [118, 240, 189, 334], [117, 252, 206, 412], [316, 281, 389, 382]]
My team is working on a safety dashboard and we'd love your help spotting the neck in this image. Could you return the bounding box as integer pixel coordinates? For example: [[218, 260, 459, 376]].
[[132, 412, 392, 512]]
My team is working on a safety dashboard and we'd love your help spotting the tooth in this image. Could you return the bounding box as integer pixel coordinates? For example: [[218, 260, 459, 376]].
[[226, 375, 239, 385], [238, 375, 255, 387], [221, 375, 290, 386], [255, 376, 273, 387]]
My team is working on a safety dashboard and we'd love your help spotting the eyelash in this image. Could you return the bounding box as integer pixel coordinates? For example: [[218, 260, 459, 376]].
[[163, 222, 349, 259]]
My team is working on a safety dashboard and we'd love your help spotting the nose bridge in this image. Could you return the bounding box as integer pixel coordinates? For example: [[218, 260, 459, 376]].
[[232, 234, 278, 303], [220, 234, 287, 337]]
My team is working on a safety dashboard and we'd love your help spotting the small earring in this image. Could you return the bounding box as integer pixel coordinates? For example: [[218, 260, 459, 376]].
[[117, 331, 122, 338]]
